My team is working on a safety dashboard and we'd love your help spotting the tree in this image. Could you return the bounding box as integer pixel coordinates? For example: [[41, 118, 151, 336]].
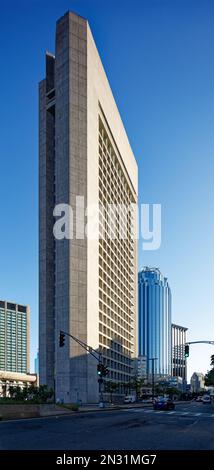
[[205, 355, 214, 386], [154, 384, 164, 396], [104, 381, 118, 403], [205, 369, 214, 386], [8, 386, 16, 398], [166, 387, 180, 398], [210, 355, 214, 368], [7, 384, 54, 403], [8, 385, 24, 400], [37, 385, 54, 402], [154, 383, 180, 398], [122, 380, 131, 396], [129, 376, 145, 399]]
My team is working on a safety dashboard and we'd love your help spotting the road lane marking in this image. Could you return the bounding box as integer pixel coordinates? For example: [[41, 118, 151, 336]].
[[120, 408, 214, 419], [121, 409, 153, 413]]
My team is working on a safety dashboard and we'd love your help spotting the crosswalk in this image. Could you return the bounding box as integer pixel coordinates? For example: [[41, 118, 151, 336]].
[[122, 408, 214, 418]]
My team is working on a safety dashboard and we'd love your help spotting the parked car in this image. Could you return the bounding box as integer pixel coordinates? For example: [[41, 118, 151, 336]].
[[202, 395, 211, 404], [124, 395, 136, 404], [153, 397, 175, 411]]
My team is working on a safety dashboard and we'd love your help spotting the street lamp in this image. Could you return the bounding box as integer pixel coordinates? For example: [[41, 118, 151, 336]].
[[148, 358, 158, 400]]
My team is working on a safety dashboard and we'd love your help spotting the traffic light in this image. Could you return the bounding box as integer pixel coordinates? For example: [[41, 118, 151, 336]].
[[59, 331, 65, 347], [97, 363, 102, 376], [102, 365, 109, 377], [97, 363, 109, 377], [184, 345, 189, 358]]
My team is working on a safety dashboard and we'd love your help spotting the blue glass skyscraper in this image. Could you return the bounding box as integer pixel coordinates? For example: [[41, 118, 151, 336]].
[[138, 267, 172, 376]]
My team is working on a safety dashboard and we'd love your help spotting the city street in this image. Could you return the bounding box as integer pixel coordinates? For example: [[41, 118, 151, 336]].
[[0, 402, 214, 450]]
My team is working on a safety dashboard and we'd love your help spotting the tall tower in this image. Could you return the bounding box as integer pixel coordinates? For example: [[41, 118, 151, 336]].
[[39, 11, 138, 403], [138, 267, 171, 377]]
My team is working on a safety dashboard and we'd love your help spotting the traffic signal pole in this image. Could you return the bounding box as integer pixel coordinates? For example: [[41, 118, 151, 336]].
[[185, 341, 214, 345], [148, 357, 158, 400], [59, 330, 102, 362], [184, 341, 214, 358], [59, 330, 108, 406]]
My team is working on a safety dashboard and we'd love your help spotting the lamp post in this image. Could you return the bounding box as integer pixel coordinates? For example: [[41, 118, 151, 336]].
[[148, 357, 158, 400]]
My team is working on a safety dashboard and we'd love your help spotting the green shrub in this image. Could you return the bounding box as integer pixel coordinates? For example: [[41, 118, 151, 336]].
[[58, 403, 79, 412], [3, 385, 54, 404], [70, 403, 79, 411]]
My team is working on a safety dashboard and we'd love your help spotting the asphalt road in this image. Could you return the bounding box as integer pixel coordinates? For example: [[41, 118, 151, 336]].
[[0, 402, 214, 450]]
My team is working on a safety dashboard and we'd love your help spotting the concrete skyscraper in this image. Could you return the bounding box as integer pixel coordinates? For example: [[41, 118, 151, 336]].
[[39, 12, 138, 403], [138, 267, 171, 377]]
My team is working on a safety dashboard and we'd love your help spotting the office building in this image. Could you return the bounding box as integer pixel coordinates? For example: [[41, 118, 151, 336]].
[[137, 355, 147, 380], [0, 300, 36, 396], [39, 11, 138, 403], [0, 300, 30, 374], [190, 372, 205, 393], [34, 350, 39, 375], [172, 323, 188, 380], [138, 267, 171, 377]]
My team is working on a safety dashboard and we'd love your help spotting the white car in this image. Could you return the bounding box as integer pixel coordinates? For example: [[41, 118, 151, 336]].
[[202, 395, 211, 404], [124, 395, 136, 403]]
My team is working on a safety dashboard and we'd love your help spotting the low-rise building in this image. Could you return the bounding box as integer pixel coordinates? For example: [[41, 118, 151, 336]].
[[190, 372, 205, 393], [0, 370, 37, 397]]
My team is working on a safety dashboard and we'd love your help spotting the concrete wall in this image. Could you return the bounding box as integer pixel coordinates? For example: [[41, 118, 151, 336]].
[[0, 404, 68, 420]]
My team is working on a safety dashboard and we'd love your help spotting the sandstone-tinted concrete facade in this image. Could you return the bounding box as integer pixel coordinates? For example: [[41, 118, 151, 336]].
[[39, 11, 138, 403]]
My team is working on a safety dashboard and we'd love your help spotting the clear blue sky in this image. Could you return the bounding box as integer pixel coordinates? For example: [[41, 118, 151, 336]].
[[0, 0, 214, 381]]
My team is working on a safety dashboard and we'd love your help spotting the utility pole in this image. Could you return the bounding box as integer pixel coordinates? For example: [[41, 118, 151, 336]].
[[97, 361, 109, 407], [148, 357, 158, 400]]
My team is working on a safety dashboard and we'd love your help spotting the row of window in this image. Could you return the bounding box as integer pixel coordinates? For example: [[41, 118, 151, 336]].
[[98, 138, 134, 204], [99, 309, 133, 334], [99, 243, 134, 297], [99, 245, 133, 292], [98, 191, 134, 255], [99, 321, 133, 343], [98, 119, 135, 378], [99, 269, 134, 313], [99, 332, 132, 355]]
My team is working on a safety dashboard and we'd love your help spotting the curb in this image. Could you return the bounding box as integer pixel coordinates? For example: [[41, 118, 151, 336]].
[[0, 401, 192, 422]]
